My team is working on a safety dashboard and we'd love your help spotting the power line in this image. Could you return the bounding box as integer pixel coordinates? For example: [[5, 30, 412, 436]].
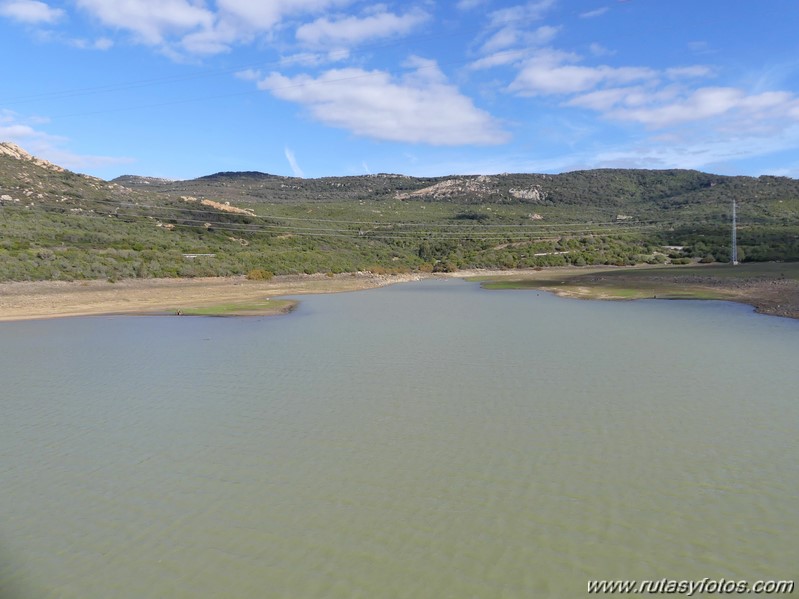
[[33, 46, 536, 119], [82, 197, 662, 229], [122, 215, 654, 237], [51, 210, 661, 240], [18, 200, 657, 236], [116, 219, 651, 242]]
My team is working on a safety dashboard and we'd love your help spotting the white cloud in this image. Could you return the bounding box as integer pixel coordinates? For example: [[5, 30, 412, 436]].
[[568, 86, 644, 111], [737, 90, 794, 112], [565, 81, 799, 173], [179, 20, 239, 55], [569, 85, 680, 112], [66, 0, 357, 55], [509, 50, 655, 95], [0, 0, 63, 23], [296, 8, 429, 48], [1, 0, 421, 59], [565, 74, 799, 133], [469, 0, 560, 72], [666, 65, 713, 79], [501, 39, 799, 173], [0, 111, 133, 171], [457, 0, 487, 9], [481, 24, 558, 54], [523, 23, 560, 45], [687, 40, 715, 55], [591, 124, 799, 173], [588, 43, 614, 57], [607, 87, 799, 128], [579, 7, 608, 18], [474, 0, 557, 61], [433, 119, 799, 177], [277, 49, 352, 67], [504, 43, 793, 135], [487, 0, 555, 27], [75, 0, 213, 45], [215, 0, 350, 31], [69, 36, 114, 50], [256, 59, 509, 146], [470, 49, 528, 71], [0, 122, 60, 142], [284, 147, 305, 177], [235, 68, 261, 82], [480, 26, 520, 54], [0, 109, 65, 146]]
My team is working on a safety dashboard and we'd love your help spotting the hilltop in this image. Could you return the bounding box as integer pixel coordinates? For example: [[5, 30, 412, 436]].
[[0, 142, 65, 172], [113, 166, 799, 210], [1, 142, 798, 282]]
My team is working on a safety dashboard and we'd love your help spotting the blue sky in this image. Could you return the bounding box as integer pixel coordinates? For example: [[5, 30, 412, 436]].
[[1, 0, 798, 180]]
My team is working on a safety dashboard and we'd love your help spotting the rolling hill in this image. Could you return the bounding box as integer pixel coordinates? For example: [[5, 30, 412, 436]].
[[1, 142, 798, 281]]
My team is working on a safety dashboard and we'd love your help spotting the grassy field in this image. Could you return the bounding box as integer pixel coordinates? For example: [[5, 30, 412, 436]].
[[170, 299, 297, 317]]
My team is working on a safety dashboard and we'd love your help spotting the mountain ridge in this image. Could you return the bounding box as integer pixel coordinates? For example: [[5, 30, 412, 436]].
[[110, 164, 799, 213]]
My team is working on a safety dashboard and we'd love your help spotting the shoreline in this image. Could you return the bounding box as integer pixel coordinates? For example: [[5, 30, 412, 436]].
[[471, 263, 799, 320], [0, 271, 430, 322], [1, 264, 798, 322]]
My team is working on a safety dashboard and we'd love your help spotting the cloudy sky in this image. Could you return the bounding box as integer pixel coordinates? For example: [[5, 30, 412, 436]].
[[1, 0, 798, 180]]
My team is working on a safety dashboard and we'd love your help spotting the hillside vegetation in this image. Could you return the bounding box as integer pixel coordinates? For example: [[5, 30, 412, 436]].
[[1, 142, 798, 282]]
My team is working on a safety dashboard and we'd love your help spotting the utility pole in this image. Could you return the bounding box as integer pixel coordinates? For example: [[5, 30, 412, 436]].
[[731, 198, 738, 265]]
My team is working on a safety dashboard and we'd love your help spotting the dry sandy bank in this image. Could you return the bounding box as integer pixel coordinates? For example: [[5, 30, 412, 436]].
[[0, 272, 429, 322]]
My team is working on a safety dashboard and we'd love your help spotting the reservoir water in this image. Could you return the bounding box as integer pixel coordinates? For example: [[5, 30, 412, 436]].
[[1, 279, 797, 598]]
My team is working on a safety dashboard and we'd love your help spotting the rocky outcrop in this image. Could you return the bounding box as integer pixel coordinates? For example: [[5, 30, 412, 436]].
[[0, 142, 65, 172], [181, 195, 256, 216], [395, 175, 496, 200], [509, 186, 546, 202]]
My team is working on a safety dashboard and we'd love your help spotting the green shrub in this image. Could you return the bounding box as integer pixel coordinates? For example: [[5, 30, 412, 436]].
[[246, 268, 274, 281]]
